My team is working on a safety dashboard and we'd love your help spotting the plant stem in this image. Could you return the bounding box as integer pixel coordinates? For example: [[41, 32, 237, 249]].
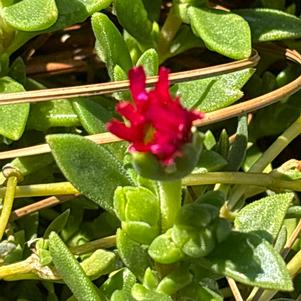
[[0, 182, 79, 198], [0, 176, 17, 240], [228, 115, 301, 210], [158, 5, 182, 61], [287, 249, 301, 278], [3, 170, 301, 200], [70, 235, 116, 255], [183, 172, 301, 191], [158, 180, 182, 233]]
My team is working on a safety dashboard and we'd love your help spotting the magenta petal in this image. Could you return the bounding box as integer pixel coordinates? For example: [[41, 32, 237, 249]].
[[116, 102, 144, 125], [107, 120, 142, 142], [129, 66, 148, 102]]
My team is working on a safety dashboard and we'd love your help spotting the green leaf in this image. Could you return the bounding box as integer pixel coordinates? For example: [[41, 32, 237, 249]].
[[49, 0, 112, 31], [72, 97, 113, 134], [236, 8, 301, 42], [112, 65, 130, 100], [80, 249, 116, 279], [136, 49, 159, 76], [116, 229, 152, 281], [8, 57, 26, 85], [92, 12, 132, 78], [131, 284, 172, 301], [179, 283, 223, 301], [235, 193, 293, 243], [173, 68, 254, 112], [196, 150, 228, 172], [142, 0, 161, 21], [27, 100, 80, 131], [0, 77, 29, 140], [188, 7, 251, 60], [49, 232, 104, 301], [206, 231, 293, 291], [148, 229, 185, 264], [165, 25, 204, 60], [2, 0, 58, 31], [114, 0, 154, 48], [44, 209, 70, 238], [226, 115, 248, 171], [101, 268, 136, 300], [156, 267, 193, 295], [114, 186, 160, 244], [47, 134, 133, 213]]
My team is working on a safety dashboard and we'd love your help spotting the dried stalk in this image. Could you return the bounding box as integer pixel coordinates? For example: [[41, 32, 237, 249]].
[[0, 50, 260, 105], [10, 195, 73, 221], [227, 277, 244, 301], [0, 47, 300, 160]]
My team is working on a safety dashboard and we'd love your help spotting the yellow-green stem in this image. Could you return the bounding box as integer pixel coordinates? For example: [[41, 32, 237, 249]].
[[70, 235, 116, 255], [0, 182, 78, 199], [158, 5, 182, 61], [158, 180, 182, 233], [0, 176, 17, 240], [2, 171, 301, 200], [228, 115, 301, 210]]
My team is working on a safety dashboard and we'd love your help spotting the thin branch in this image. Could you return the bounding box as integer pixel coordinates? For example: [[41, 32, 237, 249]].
[[10, 195, 74, 221], [227, 277, 244, 301], [282, 219, 301, 258], [0, 50, 260, 105], [70, 235, 116, 255]]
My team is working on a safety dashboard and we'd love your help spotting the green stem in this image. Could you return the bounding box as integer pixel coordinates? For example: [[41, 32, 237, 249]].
[[70, 235, 116, 255], [183, 172, 301, 191], [158, 5, 182, 61], [287, 248, 301, 279], [0, 182, 78, 198], [3, 169, 301, 201], [158, 180, 182, 233], [0, 176, 17, 240], [0, 256, 36, 280], [0, 254, 58, 281], [228, 115, 301, 210]]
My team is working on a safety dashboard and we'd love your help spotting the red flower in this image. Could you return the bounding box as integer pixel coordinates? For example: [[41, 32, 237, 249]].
[[107, 67, 204, 165]]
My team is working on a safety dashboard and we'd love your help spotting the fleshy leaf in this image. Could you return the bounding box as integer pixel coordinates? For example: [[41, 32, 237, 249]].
[[114, 0, 154, 48], [92, 12, 132, 78], [236, 8, 301, 42], [2, 0, 58, 31], [173, 68, 254, 112], [0, 77, 29, 140], [188, 7, 251, 60], [49, 0, 112, 31], [136, 49, 159, 76], [101, 268, 136, 300], [27, 100, 80, 131], [235, 193, 293, 243], [116, 229, 152, 281], [72, 97, 113, 134], [206, 232, 293, 291], [131, 284, 172, 301], [47, 134, 133, 213]]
